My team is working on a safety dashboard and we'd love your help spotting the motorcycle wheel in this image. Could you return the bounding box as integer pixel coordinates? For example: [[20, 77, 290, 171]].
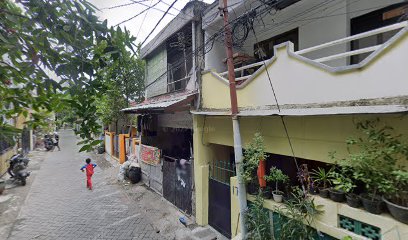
[[21, 178, 26, 186]]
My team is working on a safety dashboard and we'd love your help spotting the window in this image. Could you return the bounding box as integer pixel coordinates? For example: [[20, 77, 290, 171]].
[[254, 28, 299, 60], [350, 2, 408, 64]]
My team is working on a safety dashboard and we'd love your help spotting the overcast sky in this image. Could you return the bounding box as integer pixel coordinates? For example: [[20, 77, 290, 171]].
[[88, 0, 214, 46]]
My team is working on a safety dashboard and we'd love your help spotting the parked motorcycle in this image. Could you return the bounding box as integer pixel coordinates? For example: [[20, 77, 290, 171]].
[[43, 134, 55, 151], [8, 153, 30, 186]]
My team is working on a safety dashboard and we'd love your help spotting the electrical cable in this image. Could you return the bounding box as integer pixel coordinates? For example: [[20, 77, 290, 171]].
[[114, 0, 162, 27], [141, 0, 179, 46], [136, 0, 154, 39], [101, 0, 151, 10]]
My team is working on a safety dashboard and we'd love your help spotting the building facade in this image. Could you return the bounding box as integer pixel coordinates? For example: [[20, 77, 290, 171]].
[[192, 0, 408, 239]]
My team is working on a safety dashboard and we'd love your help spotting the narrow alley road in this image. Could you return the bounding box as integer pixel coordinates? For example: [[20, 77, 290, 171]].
[[7, 130, 164, 240]]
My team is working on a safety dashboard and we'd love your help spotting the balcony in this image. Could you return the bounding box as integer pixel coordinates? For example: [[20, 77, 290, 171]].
[[199, 21, 408, 115]]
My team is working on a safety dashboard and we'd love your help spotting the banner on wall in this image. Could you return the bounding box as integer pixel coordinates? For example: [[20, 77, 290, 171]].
[[140, 144, 161, 165]]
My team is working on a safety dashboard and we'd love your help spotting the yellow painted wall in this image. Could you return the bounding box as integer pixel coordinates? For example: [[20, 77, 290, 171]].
[[0, 148, 15, 176], [202, 33, 408, 109], [202, 114, 408, 164], [193, 115, 210, 225], [229, 177, 408, 239], [195, 114, 408, 230]]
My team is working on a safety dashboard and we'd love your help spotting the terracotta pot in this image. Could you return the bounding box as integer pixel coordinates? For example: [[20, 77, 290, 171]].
[[257, 160, 266, 188]]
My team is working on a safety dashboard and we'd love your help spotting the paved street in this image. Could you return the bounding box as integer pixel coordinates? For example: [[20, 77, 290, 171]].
[[7, 130, 165, 240]]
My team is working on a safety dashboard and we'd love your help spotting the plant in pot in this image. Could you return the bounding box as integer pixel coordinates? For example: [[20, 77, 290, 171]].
[[383, 170, 408, 224], [274, 187, 323, 240], [335, 119, 408, 215], [243, 133, 267, 195], [329, 171, 358, 204], [311, 167, 333, 198], [264, 167, 289, 203]]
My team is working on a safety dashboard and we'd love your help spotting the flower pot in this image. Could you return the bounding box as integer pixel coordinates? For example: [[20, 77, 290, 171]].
[[360, 194, 383, 215], [262, 188, 272, 199], [309, 186, 319, 195], [329, 188, 346, 202], [346, 193, 361, 208], [383, 197, 408, 224], [247, 182, 259, 195], [257, 160, 266, 188], [272, 191, 284, 203], [0, 180, 5, 195], [318, 188, 330, 198]]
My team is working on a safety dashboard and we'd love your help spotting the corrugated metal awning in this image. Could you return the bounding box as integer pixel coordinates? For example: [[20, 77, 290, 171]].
[[191, 105, 408, 116], [122, 94, 196, 114]]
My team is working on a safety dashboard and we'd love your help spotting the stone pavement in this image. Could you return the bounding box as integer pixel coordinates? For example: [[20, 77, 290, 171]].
[[7, 130, 165, 240]]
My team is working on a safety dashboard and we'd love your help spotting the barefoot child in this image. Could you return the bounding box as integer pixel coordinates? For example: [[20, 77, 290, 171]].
[[80, 158, 97, 190]]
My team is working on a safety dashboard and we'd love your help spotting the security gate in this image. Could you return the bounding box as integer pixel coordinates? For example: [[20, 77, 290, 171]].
[[162, 157, 192, 215], [208, 160, 236, 238], [21, 127, 30, 154]]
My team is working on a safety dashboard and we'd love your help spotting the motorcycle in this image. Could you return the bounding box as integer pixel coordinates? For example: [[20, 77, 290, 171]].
[[43, 134, 55, 151], [8, 153, 30, 186]]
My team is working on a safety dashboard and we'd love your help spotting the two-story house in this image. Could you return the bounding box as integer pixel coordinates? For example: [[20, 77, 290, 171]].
[[122, 1, 207, 217], [191, 0, 408, 239]]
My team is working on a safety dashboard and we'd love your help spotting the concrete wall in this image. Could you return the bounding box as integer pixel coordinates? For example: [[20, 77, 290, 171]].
[[193, 114, 408, 226], [201, 32, 408, 109], [203, 0, 403, 69], [145, 46, 167, 98], [0, 148, 14, 176], [199, 114, 408, 164], [230, 177, 408, 240]]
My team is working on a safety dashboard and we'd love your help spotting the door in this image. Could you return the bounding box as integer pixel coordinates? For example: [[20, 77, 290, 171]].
[[162, 157, 192, 215], [208, 159, 236, 239]]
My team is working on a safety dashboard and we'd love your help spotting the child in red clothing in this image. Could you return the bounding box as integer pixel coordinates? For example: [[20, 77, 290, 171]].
[[80, 158, 97, 190]]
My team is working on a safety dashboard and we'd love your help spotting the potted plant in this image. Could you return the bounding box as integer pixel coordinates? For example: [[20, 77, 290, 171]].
[[383, 170, 408, 224], [265, 167, 289, 203], [297, 164, 317, 195], [261, 185, 272, 199], [311, 167, 333, 198], [328, 171, 346, 202], [335, 120, 408, 215], [329, 171, 359, 205], [243, 133, 267, 195]]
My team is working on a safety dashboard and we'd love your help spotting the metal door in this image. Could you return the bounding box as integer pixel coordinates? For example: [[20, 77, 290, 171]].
[[208, 160, 236, 239], [21, 127, 30, 154], [162, 157, 192, 215]]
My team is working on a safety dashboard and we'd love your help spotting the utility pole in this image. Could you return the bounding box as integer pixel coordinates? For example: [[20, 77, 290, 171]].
[[219, 0, 247, 238]]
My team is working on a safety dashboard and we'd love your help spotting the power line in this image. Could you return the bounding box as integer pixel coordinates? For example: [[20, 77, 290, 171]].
[[137, 0, 154, 39], [141, 0, 179, 46], [101, 0, 151, 10], [114, 0, 162, 27], [143, 0, 359, 90]]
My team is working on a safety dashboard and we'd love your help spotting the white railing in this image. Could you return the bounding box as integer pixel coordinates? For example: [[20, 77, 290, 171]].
[[217, 21, 408, 81], [296, 21, 408, 63]]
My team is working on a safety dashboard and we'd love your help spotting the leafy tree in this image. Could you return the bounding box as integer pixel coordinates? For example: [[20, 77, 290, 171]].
[[1, 0, 144, 151]]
